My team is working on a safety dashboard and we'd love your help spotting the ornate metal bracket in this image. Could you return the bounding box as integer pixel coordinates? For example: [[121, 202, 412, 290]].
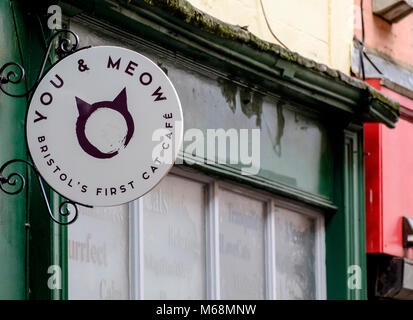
[[0, 160, 79, 225], [0, 30, 86, 225], [0, 29, 80, 97]]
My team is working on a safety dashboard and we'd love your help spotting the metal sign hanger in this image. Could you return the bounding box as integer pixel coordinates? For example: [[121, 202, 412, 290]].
[[0, 29, 88, 225]]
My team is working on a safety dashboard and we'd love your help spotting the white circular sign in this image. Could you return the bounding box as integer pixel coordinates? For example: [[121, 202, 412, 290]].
[[26, 46, 183, 207]]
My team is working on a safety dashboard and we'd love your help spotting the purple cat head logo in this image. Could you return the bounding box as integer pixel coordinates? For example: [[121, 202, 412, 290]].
[[75, 87, 135, 159]]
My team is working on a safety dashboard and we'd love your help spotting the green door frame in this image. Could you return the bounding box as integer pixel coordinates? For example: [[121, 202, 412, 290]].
[[325, 125, 368, 299]]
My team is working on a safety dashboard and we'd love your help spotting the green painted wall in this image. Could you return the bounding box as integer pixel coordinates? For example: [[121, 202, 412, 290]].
[[0, 0, 63, 300], [0, 0, 29, 299]]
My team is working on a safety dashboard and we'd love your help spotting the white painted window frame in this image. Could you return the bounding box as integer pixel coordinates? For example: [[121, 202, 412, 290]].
[[128, 166, 326, 300]]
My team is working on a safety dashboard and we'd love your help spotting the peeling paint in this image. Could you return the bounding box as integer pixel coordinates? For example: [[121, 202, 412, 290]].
[[274, 101, 285, 156], [218, 78, 237, 113], [239, 87, 263, 127], [157, 62, 169, 75]]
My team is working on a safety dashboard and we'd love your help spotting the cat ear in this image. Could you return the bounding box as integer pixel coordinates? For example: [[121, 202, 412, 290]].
[[75, 96, 93, 117], [113, 87, 127, 108]]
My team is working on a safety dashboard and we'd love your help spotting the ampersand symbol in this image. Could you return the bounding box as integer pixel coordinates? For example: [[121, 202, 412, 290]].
[[77, 59, 90, 72]]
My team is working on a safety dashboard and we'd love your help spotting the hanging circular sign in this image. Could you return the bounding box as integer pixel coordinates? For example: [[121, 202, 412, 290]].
[[26, 46, 183, 207]]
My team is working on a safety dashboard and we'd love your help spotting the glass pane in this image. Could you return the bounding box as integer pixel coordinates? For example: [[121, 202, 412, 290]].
[[274, 206, 317, 299], [143, 175, 206, 299], [219, 189, 266, 299], [68, 205, 130, 300]]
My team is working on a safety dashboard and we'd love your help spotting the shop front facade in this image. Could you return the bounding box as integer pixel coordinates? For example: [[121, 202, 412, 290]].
[[0, 0, 399, 300], [352, 0, 413, 299]]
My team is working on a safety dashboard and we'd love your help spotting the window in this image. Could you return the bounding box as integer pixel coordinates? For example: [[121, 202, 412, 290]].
[[219, 188, 266, 299], [68, 167, 326, 299], [68, 204, 130, 300], [274, 203, 326, 299], [142, 175, 206, 299]]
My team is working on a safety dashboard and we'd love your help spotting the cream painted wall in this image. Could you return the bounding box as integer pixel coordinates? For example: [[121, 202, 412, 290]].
[[188, 0, 354, 74]]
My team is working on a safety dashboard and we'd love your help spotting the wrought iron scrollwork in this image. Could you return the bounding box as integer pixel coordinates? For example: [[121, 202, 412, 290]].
[[0, 62, 26, 97], [0, 29, 84, 225], [0, 159, 26, 195], [0, 159, 78, 225], [0, 29, 79, 98]]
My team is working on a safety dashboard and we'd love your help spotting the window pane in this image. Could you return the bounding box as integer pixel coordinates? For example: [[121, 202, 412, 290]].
[[143, 175, 206, 299], [274, 206, 317, 299], [68, 205, 130, 300], [219, 189, 266, 299]]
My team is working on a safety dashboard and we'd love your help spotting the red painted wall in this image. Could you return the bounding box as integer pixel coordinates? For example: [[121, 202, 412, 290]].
[[354, 1, 413, 259], [365, 79, 413, 259]]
